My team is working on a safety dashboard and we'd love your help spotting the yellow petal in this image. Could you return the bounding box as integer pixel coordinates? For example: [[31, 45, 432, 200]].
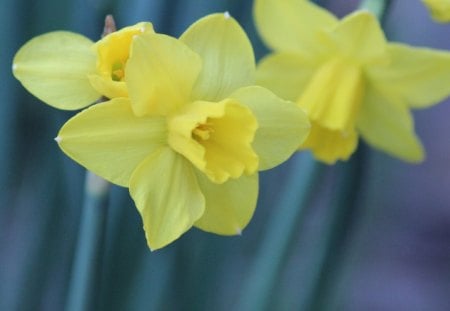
[[126, 33, 202, 117], [130, 147, 205, 250], [367, 43, 450, 108], [194, 171, 258, 235], [422, 0, 450, 22], [168, 99, 258, 184], [254, 0, 338, 52], [301, 122, 359, 164], [230, 86, 310, 170], [180, 13, 255, 101], [328, 11, 387, 62], [92, 22, 154, 99], [298, 58, 364, 132], [357, 86, 424, 163], [256, 52, 320, 102], [12, 31, 100, 110], [57, 98, 167, 187]]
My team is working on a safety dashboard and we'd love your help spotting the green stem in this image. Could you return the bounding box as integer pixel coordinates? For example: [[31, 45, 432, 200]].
[[65, 172, 110, 311], [238, 154, 324, 311], [300, 148, 367, 311]]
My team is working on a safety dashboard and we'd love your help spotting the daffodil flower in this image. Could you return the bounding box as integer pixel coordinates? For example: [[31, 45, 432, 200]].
[[255, 0, 450, 164], [422, 0, 450, 22], [55, 13, 310, 250], [12, 21, 154, 110]]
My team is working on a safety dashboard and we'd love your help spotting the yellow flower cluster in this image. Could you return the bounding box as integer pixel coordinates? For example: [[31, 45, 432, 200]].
[[12, 0, 450, 249]]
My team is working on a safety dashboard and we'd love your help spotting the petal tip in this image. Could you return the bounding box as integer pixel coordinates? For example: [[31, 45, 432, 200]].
[[12, 63, 18, 72], [236, 227, 242, 235], [224, 11, 231, 19], [54, 136, 62, 143]]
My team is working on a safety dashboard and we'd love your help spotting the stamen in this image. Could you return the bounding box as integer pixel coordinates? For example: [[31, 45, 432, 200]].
[[193, 122, 214, 141]]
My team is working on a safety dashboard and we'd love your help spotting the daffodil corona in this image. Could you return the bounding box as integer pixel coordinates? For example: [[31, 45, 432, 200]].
[[255, 0, 450, 164], [12, 21, 154, 109], [34, 14, 310, 250]]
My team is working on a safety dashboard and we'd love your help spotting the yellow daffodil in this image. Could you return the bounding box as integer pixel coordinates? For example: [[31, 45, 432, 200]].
[[422, 0, 450, 22], [255, 0, 450, 164], [12, 22, 154, 110], [55, 13, 310, 250]]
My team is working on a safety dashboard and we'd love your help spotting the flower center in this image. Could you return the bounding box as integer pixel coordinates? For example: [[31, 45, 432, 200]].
[[168, 99, 259, 184], [297, 57, 364, 132], [193, 122, 214, 141], [111, 60, 125, 81]]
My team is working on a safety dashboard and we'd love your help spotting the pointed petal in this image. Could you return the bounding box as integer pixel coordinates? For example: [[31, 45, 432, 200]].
[[12, 31, 100, 110], [256, 52, 320, 102], [230, 86, 310, 170], [130, 148, 205, 250], [367, 43, 450, 108], [357, 86, 424, 162], [301, 122, 359, 164], [194, 171, 258, 235], [329, 11, 387, 62], [126, 33, 202, 116], [57, 98, 167, 186], [180, 13, 255, 101], [254, 0, 338, 52]]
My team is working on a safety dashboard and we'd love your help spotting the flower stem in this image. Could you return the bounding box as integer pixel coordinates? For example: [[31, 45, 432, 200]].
[[65, 15, 115, 311], [299, 148, 367, 311], [65, 172, 110, 311], [238, 154, 324, 311]]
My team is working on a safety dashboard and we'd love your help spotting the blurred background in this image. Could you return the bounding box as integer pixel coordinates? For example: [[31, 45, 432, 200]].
[[1, 0, 450, 310]]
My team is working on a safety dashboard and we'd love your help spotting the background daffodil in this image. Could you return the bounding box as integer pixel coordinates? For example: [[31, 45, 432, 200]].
[[422, 0, 450, 22], [55, 13, 310, 250], [12, 20, 154, 110], [254, 0, 450, 164]]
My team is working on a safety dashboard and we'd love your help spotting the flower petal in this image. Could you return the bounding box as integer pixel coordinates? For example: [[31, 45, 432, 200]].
[[328, 11, 387, 62], [130, 147, 205, 250], [367, 43, 450, 108], [256, 52, 320, 102], [180, 13, 255, 101], [194, 171, 258, 235], [422, 0, 450, 22], [254, 0, 338, 52], [57, 98, 167, 187], [12, 31, 100, 110], [357, 86, 424, 162], [230, 86, 310, 170], [125, 33, 202, 116]]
